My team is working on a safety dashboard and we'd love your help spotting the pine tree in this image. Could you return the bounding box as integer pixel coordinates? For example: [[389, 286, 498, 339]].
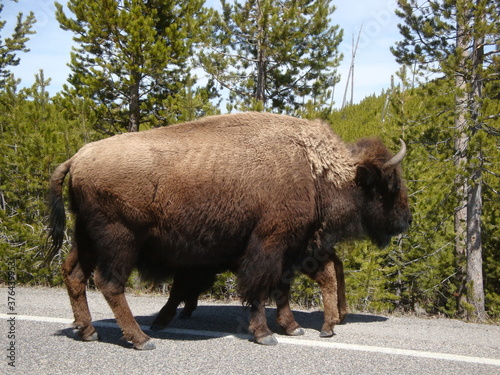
[[200, 0, 342, 113], [56, 0, 216, 133], [0, 0, 36, 87], [392, 0, 499, 321], [388, 74, 462, 316]]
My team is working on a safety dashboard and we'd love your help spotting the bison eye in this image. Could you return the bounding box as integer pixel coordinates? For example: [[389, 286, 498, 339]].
[[391, 182, 400, 193], [387, 172, 401, 193]]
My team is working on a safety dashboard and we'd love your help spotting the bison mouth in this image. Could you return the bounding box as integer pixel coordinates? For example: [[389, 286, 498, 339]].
[[365, 226, 396, 248], [374, 234, 392, 248], [373, 224, 410, 248]]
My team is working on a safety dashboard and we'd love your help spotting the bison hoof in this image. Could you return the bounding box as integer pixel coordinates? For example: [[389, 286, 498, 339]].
[[255, 334, 278, 346], [319, 329, 335, 338], [135, 340, 156, 350], [81, 331, 99, 342], [287, 327, 305, 336], [74, 325, 99, 342]]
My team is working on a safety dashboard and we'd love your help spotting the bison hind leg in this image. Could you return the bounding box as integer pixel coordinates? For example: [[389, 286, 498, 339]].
[[95, 267, 154, 350], [62, 231, 98, 342], [91, 224, 154, 350]]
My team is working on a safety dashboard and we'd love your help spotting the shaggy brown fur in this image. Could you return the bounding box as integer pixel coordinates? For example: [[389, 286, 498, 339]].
[[47, 112, 411, 349]]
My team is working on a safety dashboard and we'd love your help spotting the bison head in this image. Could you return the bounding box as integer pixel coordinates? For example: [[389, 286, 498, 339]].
[[354, 138, 412, 248]]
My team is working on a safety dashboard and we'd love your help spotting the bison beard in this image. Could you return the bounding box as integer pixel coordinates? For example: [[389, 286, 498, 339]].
[[47, 112, 411, 350]]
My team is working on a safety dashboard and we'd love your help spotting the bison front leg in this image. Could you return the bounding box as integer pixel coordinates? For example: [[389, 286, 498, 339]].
[[239, 231, 293, 346], [179, 295, 199, 318], [332, 251, 347, 323], [151, 268, 218, 330], [275, 282, 305, 336], [150, 281, 199, 331], [150, 291, 182, 331], [150, 292, 198, 331], [249, 301, 278, 346], [314, 260, 338, 337], [309, 255, 347, 338]]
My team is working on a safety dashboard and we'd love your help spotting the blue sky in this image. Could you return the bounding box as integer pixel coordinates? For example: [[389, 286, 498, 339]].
[[3, 0, 403, 108]]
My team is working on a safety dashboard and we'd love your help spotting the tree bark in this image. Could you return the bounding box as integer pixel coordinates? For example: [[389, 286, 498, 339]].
[[255, 0, 267, 107], [454, 1, 486, 321], [453, 11, 469, 316], [465, 11, 486, 321], [128, 71, 141, 132], [466, 172, 486, 320]]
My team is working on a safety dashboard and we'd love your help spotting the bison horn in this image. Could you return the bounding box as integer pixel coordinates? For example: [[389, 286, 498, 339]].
[[383, 139, 406, 170]]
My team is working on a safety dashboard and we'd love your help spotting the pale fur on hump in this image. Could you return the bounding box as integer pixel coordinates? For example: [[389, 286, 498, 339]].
[[293, 118, 357, 188], [190, 112, 358, 188], [73, 112, 357, 190]]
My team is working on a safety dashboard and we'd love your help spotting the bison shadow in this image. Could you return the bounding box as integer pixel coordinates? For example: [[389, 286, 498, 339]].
[[55, 305, 388, 348]]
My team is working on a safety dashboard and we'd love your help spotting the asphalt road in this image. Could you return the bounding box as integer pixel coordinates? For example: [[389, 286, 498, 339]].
[[1, 286, 499, 375]]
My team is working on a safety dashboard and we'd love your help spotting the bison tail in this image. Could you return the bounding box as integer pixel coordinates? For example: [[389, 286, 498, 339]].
[[46, 159, 72, 263]]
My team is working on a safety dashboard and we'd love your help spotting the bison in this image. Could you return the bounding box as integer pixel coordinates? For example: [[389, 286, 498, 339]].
[[47, 112, 411, 350]]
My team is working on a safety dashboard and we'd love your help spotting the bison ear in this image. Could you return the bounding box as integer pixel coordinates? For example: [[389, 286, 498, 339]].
[[355, 164, 380, 188]]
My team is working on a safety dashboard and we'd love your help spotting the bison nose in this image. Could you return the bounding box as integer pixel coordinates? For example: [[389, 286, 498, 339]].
[[399, 213, 412, 234], [395, 212, 412, 234]]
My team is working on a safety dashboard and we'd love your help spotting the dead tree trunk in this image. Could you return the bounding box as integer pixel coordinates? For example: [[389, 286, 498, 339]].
[[453, 9, 469, 317], [465, 14, 486, 321], [255, 0, 267, 107], [454, 2, 486, 321], [128, 70, 141, 132]]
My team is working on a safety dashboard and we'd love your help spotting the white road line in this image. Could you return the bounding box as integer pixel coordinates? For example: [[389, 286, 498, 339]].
[[2, 313, 499, 367], [277, 337, 500, 366]]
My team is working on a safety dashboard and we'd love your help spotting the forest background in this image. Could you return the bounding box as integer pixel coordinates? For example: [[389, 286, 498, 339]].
[[1, 0, 498, 321]]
